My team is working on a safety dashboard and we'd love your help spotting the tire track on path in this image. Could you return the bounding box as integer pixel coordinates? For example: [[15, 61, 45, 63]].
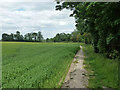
[[62, 46, 88, 88]]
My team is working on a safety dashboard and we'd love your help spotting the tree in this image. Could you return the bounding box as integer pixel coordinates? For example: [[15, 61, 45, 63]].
[[83, 33, 91, 44], [14, 31, 23, 41], [56, 2, 120, 58], [2, 33, 9, 41], [10, 33, 14, 41], [71, 30, 78, 42], [32, 33, 37, 41], [52, 33, 72, 42], [37, 31, 43, 42], [46, 38, 50, 42], [16, 31, 20, 41], [2, 31, 44, 42]]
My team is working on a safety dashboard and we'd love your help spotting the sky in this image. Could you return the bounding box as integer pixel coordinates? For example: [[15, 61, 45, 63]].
[[0, 1, 76, 39]]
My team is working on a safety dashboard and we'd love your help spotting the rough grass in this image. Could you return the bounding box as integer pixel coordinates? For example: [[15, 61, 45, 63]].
[[82, 44, 118, 89], [2, 42, 80, 88]]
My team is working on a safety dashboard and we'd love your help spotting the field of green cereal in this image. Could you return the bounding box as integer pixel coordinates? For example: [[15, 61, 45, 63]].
[[2, 42, 80, 88]]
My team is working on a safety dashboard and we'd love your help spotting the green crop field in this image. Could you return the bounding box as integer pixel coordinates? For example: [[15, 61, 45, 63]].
[[2, 42, 80, 88]]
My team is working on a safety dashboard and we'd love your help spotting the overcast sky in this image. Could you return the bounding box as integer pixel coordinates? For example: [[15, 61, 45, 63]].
[[0, 1, 75, 39]]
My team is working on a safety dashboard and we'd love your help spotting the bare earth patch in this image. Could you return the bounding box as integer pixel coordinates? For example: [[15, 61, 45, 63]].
[[62, 46, 88, 88]]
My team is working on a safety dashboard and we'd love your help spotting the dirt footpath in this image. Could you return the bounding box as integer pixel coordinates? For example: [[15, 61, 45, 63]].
[[62, 46, 88, 88]]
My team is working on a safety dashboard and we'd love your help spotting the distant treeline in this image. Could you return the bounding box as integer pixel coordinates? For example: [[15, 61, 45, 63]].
[[46, 30, 91, 44], [2, 31, 43, 42], [2, 30, 90, 43]]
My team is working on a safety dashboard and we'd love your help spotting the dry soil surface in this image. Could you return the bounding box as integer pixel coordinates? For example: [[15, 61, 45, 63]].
[[62, 46, 88, 88]]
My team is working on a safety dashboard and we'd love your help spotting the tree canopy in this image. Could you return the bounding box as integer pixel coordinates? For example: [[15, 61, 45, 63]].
[[56, 2, 120, 59], [2, 31, 43, 42]]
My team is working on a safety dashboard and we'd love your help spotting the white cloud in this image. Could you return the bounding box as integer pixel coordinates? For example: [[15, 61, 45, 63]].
[[0, 2, 75, 39]]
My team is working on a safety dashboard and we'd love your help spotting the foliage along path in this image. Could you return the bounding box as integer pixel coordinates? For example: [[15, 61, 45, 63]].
[[62, 46, 88, 88]]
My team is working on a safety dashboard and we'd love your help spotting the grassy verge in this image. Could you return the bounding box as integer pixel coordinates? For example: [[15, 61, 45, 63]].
[[82, 44, 118, 88]]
